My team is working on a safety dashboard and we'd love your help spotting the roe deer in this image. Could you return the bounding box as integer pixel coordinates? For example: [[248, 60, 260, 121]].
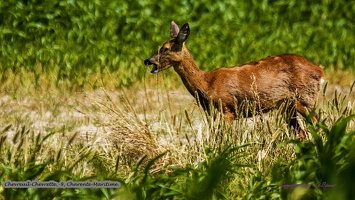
[[144, 21, 325, 139]]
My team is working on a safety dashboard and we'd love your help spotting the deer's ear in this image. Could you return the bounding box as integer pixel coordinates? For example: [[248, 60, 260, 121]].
[[170, 21, 180, 39], [175, 23, 190, 45]]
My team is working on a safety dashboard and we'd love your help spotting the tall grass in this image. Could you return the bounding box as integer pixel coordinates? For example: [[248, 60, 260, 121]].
[[93, 79, 355, 199], [245, 114, 355, 200], [0, 125, 120, 199], [0, 77, 354, 199]]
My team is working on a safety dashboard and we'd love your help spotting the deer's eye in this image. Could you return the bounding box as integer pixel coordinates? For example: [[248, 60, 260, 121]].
[[160, 47, 169, 53]]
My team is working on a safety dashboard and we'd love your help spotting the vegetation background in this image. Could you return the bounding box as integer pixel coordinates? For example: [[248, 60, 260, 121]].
[[1, 0, 354, 88], [0, 0, 354, 199]]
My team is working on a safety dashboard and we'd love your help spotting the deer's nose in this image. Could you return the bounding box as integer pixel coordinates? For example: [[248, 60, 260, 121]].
[[144, 59, 152, 65]]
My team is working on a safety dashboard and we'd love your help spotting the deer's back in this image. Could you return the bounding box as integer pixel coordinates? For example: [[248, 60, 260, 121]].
[[205, 54, 324, 110]]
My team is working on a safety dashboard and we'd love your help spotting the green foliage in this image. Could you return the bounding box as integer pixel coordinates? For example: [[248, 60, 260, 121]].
[[0, 125, 120, 199], [1, 88, 354, 199], [1, 0, 354, 88], [121, 145, 250, 200], [246, 114, 355, 200]]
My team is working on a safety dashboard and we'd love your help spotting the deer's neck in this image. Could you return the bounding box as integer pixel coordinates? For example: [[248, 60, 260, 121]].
[[173, 46, 208, 97]]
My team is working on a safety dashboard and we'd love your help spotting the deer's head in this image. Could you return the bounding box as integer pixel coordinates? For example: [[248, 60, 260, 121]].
[[144, 21, 190, 74]]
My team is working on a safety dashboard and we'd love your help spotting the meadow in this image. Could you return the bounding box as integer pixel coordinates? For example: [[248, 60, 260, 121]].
[[1, 0, 355, 199]]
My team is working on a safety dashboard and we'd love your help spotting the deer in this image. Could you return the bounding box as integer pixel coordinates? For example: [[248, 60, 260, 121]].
[[144, 21, 325, 139]]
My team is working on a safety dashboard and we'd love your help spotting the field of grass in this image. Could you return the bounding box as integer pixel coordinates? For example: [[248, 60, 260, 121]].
[[0, 69, 354, 199], [1, 0, 355, 199]]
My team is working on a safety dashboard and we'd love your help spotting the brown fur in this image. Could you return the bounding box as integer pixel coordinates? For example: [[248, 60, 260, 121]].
[[144, 21, 325, 139]]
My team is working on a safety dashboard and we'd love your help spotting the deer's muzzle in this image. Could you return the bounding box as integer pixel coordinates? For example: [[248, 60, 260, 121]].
[[144, 58, 158, 74]]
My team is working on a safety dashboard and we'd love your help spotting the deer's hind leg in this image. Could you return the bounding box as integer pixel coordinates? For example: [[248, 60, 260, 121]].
[[294, 83, 322, 126], [223, 108, 236, 124], [290, 100, 320, 139], [285, 104, 307, 140], [295, 102, 319, 124]]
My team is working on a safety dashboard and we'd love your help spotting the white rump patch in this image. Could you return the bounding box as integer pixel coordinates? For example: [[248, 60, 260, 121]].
[[320, 78, 325, 84]]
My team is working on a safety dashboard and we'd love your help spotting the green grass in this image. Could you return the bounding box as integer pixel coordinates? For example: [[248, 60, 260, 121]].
[[0, 71, 354, 199], [1, 0, 355, 88]]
